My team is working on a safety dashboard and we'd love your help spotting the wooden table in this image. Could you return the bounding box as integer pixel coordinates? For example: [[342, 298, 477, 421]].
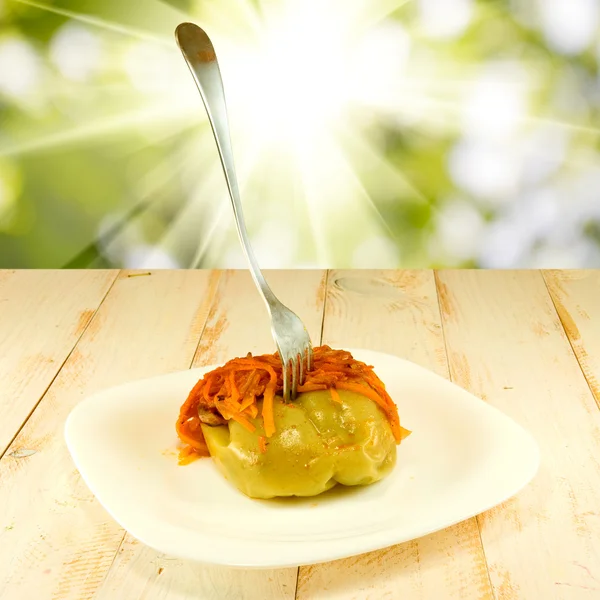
[[0, 269, 599, 600]]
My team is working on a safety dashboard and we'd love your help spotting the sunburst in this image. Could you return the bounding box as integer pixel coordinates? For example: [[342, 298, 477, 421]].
[[3, 0, 598, 269]]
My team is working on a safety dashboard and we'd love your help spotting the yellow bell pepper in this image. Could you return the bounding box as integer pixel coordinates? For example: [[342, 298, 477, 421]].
[[202, 389, 397, 499]]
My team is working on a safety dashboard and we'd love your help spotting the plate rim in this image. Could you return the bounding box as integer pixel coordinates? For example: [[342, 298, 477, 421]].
[[64, 348, 541, 568]]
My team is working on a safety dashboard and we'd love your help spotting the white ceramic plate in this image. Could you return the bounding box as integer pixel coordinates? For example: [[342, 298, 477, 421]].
[[65, 349, 540, 568]]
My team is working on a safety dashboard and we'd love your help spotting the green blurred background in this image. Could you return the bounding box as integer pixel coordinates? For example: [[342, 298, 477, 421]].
[[0, 0, 599, 269]]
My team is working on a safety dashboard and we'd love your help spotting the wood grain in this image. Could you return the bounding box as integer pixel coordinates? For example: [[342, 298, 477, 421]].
[[0, 270, 221, 600], [437, 270, 600, 599], [3, 269, 599, 599], [94, 270, 327, 600], [0, 270, 118, 456], [297, 270, 494, 600], [543, 270, 600, 408]]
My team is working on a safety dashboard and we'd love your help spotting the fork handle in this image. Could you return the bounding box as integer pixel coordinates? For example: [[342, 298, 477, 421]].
[[176, 22, 279, 312]]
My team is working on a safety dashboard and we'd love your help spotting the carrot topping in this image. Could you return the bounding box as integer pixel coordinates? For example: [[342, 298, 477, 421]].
[[175, 345, 407, 459], [262, 379, 276, 438], [399, 426, 412, 441], [297, 384, 328, 393], [228, 370, 240, 404], [330, 386, 342, 404], [178, 445, 203, 465], [230, 411, 256, 432], [258, 436, 267, 454], [239, 394, 255, 412]]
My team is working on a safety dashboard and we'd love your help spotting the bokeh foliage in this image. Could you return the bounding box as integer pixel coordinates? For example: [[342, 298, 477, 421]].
[[0, 0, 599, 269]]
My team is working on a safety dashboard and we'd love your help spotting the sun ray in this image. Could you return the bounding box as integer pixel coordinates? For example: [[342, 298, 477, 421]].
[[6, 0, 594, 270], [526, 116, 600, 136], [186, 0, 263, 43], [291, 132, 344, 266], [349, 0, 415, 32], [70, 132, 207, 268], [62, 192, 157, 268], [143, 122, 273, 268], [388, 93, 600, 138], [114, 120, 206, 156], [328, 142, 400, 244], [336, 123, 431, 203], [12, 0, 172, 46], [0, 104, 199, 157], [298, 174, 335, 267], [291, 129, 399, 267], [213, 0, 263, 34], [189, 203, 229, 268], [156, 160, 233, 268]]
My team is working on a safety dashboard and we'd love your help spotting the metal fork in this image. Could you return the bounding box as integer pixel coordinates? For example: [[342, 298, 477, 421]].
[[175, 22, 313, 401]]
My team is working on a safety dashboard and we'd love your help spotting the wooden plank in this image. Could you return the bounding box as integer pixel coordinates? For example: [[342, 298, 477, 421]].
[[0, 270, 118, 456], [94, 270, 327, 600], [436, 270, 600, 599], [297, 271, 494, 600], [543, 270, 600, 408], [0, 270, 221, 600]]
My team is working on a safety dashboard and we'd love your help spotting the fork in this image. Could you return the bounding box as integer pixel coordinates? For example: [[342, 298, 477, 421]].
[[175, 22, 313, 401]]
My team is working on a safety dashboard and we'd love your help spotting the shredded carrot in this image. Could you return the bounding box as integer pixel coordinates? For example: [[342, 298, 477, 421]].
[[178, 445, 202, 465], [336, 381, 402, 441], [239, 394, 255, 412], [175, 345, 408, 460], [228, 371, 240, 404], [230, 411, 256, 433], [329, 387, 342, 404], [296, 384, 328, 392], [262, 381, 276, 438], [258, 436, 267, 454]]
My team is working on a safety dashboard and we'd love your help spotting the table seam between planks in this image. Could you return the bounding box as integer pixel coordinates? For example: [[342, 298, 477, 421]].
[[292, 268, 330, 600], [436, 268, 600, 600], [541, 270, 600, 411], [433, 270, 497, 599], [39, 269, 324, 600], [316, 270, 331, 347], [90, 269, 226, 596], [0, 269, 121, 461], [3, 269, 596, 599]]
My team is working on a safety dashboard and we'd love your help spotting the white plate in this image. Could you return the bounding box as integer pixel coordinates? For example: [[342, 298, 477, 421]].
[[65, 349, 540, 568]]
